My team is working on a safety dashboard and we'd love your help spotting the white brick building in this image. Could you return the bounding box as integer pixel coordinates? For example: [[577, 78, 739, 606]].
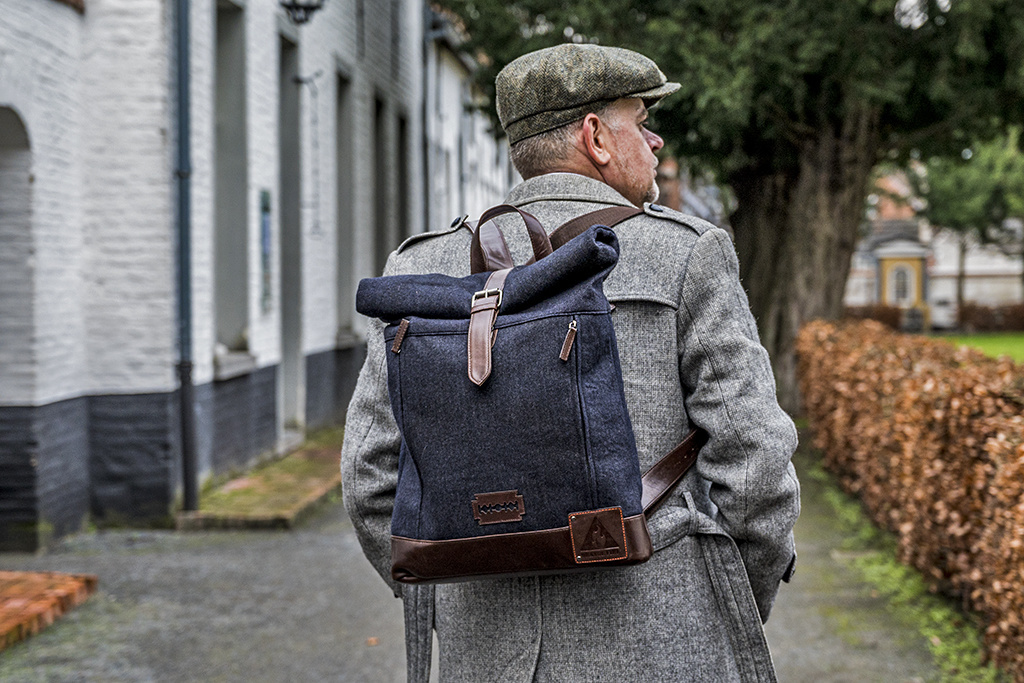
[[0, 0, 512, 549], [423, 10, 518, 226]]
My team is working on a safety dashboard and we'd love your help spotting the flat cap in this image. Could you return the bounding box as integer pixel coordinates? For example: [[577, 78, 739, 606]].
[[496, 44, 680, 145]]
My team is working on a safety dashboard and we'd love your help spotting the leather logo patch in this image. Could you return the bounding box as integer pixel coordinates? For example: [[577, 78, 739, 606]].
[[472, 490, 525, 525], [569, 507, 628, 563]]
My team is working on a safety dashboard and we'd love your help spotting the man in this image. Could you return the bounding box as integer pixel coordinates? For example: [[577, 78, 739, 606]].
[[342, 44, 800, 682]]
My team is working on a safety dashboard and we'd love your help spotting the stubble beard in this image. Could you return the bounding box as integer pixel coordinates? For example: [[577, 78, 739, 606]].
[[615, 155, 661, 207], [643, 179, 660, 205]]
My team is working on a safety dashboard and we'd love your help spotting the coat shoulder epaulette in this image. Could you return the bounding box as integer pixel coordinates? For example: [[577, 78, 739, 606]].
[[396, 216, 472, 253], [642, 203, 716, 236]]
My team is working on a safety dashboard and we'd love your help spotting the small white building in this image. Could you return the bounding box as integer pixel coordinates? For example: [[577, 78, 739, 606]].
[[928, 227, 1024, 315], [0, 0, 512, 549], [845, 220, 1024, 329]]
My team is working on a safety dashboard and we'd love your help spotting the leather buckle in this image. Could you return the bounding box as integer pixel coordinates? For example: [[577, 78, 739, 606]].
[[471, 288, 502, 308]]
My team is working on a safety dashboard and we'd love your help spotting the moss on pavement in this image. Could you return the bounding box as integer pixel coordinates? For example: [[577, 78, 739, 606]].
[[176, 427, 344, 530]]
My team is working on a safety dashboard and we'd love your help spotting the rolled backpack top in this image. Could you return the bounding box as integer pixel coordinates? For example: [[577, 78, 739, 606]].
[[356, 205, 705, 584]]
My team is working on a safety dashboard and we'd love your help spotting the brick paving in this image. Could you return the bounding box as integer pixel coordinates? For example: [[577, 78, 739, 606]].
[[0, 571, 97, 653]]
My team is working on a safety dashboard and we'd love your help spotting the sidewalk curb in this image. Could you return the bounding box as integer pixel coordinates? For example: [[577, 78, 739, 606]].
[[0, 571, 98, 652], [175, 474, 341, 531]]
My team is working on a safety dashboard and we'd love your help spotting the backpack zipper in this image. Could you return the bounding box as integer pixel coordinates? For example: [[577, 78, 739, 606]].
[[559, 319, 577, 361], [566, 318, 598, 508]]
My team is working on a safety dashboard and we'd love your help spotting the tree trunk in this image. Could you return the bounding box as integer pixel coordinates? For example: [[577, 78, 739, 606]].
[[729, 107, 880, 414]]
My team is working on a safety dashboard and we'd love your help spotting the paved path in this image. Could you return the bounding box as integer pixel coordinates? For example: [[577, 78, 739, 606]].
[[0, 506, 407, 682], [0, 445, 939, 682], [764, 445, 937, 682]]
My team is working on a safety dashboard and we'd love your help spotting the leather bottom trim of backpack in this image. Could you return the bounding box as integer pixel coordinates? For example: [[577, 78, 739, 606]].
[[391, 512, 652, 584]]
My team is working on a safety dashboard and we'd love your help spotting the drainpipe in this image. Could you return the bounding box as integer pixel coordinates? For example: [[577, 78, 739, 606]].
[[422, 4, 433, 233], [423, 6, 448, 233], [175, 0, 199, 511]]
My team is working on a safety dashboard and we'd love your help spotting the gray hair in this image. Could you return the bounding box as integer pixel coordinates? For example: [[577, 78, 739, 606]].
[[508, 103, 611, 179]]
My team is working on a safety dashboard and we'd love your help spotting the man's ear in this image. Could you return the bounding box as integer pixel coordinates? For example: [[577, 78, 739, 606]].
[[581, 113, 612, 167]]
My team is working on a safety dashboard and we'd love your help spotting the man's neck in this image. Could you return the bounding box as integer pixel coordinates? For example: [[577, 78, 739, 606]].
[[534, 164, 603, 184]]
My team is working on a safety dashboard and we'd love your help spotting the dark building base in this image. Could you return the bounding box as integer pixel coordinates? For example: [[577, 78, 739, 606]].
[[305, 345, 366, 431], [89, 392, 177, 524], [0, 345, 365, 551], [0, 398, 91, 551], [200, 365, 279, 477]]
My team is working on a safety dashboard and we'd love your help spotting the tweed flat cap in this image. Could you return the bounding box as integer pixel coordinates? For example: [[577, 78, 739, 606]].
[[496, 44, 680, 144]]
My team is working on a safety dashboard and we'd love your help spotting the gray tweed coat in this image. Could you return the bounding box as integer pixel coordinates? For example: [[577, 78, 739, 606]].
[[341, 173, 800, 682]]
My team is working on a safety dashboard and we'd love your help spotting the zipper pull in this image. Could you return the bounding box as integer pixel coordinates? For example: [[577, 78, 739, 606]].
[[391, 319, 410, 354], [560, 319, 577, 362]]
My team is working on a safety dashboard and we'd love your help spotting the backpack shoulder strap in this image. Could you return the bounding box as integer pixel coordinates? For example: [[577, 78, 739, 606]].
[[549, 206, 643, 249], [471, 205, 644, 268], [641, 428, 708, 516]]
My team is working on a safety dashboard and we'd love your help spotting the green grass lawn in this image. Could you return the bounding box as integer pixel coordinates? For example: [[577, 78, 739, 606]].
[[940, 332, 1024, 362]]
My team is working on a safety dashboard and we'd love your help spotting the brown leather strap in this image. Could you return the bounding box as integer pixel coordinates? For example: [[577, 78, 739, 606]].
[[470, 206, 642, 272], [641, 428, 708, 515], [523, 206, 643, 265], [391, 513, 652, 584], [391, 430, 708, 584], [470, 205, 553, 274], [467, 269, 510, 386], [549, 206, 643, 249]]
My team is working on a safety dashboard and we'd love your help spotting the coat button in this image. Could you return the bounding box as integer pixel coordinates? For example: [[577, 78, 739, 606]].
[[648, 204, 665, 212], [450, 214, 468, 227]]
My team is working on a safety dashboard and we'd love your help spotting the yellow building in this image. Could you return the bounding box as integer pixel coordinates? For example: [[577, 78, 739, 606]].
[[873, 232, 931, 330], [845, 218, 932, 330]]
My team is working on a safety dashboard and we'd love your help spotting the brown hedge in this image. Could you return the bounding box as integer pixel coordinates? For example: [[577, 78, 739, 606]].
[[797, 320, 1024, 680], [843, 304, 903, 330], [961, 302, 1024, 332]]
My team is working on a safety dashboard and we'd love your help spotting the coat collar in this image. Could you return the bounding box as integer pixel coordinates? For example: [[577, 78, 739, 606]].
[[505, 173, 638, 209]]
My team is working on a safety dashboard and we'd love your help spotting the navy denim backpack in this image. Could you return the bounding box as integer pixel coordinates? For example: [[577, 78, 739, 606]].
[[356, 205, 706, 583]]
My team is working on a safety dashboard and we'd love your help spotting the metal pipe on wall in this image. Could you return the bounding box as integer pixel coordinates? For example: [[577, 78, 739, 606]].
[[175, 0, 198, 511]]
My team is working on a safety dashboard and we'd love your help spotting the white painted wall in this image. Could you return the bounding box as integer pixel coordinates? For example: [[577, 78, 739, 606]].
[[0, 109, 36, 405], [81, 0, 176, 396], [1, 0, 511, 415], [0, 1, 87, 406], [424, 34, 516, 234], [843, 253, 876, 308], [929, 229, 1024, 305]]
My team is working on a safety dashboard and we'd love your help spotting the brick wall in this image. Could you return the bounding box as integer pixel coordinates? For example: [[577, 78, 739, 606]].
[[0, 0, 86, 407], [0, 408, 37, 551], [1, 0, 511, 542], [81, 0, 175, 396]]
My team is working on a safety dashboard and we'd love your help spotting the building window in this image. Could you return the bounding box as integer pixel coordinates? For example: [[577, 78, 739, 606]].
[[892, 265, 913, 305], [336, 74, 355, 338], [214, 3, 250, 353]]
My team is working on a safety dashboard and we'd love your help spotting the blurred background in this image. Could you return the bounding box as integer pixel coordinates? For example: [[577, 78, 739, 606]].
[[2, 1, 1024, 679]]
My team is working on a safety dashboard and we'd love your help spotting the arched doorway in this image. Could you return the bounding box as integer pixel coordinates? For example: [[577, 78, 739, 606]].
[[0, 106, 34, 404], [0, 105, 36, 550]]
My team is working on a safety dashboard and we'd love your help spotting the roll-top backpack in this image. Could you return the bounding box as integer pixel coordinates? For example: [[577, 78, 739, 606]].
[[356, 205, 706, 584]]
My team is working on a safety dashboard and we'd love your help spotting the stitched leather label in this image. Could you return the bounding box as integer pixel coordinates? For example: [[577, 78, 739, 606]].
[[569, 507, 628, 563], [472, 490, 525, 525]]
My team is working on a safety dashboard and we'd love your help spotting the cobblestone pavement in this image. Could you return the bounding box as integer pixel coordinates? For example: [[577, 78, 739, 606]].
[[0, 446, 940, 682]]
